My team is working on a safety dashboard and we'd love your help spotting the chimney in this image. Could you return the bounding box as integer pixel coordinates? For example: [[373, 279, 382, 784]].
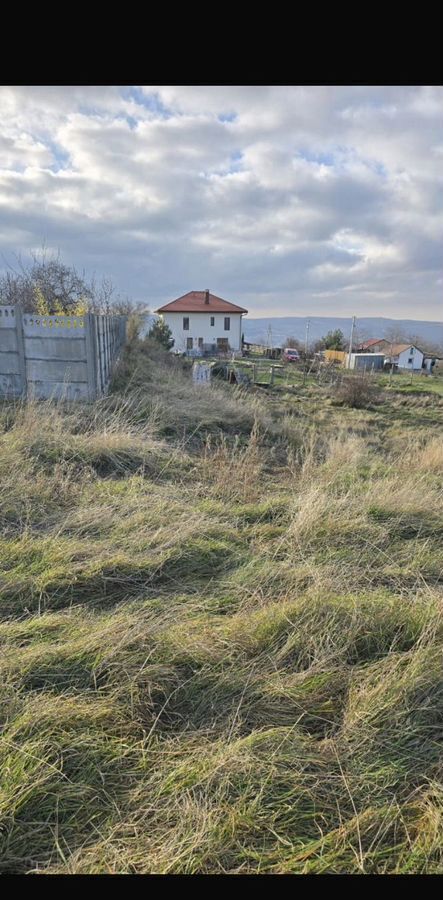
[[204, 289, 210, 305]]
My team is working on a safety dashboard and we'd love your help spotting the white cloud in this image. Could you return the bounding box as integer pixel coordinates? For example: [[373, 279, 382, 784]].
[[0, 85, 441, 318]]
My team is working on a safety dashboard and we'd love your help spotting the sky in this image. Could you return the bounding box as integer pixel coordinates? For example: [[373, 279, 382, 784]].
[[0, 85, 442, 320]]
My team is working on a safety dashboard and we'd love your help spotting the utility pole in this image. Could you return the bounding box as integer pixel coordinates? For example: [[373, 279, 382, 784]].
[[266, 324, 273, 358], [303, 319, 310, 385], [305, 318, 310, 358], [348, 315, 356, 369]]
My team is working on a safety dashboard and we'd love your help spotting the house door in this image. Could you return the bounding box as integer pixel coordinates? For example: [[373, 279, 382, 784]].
[[217, 338, 229, 352], [186, 337, 193, 350], [198, 338, 204, 349]]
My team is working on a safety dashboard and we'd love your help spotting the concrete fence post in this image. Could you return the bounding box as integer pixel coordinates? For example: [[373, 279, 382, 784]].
[[85, 313, 98, 401], [15, 305, 27, 398]]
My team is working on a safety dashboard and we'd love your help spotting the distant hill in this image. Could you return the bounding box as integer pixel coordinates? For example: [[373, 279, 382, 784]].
[[242, 316, 443, 349]]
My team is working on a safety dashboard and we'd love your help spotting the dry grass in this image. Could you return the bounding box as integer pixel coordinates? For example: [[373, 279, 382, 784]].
[[0, 339, 443, 873]]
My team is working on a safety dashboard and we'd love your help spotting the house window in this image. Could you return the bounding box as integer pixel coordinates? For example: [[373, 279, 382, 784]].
[[183, 317, 189, 330], [224, 317, 230, 331], [210, 316, 215, 326], [408, 357, 413, 364], [186, 337, 193, 350]]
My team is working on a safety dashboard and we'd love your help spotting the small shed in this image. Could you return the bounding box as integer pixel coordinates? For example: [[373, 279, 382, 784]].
[[347, 353, 385, 371], [423, 355, 443, 373]]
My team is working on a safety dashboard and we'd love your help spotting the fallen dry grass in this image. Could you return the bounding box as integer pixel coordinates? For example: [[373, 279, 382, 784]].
[[0, 341, 443, 873]]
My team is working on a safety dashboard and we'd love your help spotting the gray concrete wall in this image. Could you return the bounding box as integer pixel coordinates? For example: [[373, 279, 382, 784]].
[[0, 306, 25, 397], [0, 307, 127, 401]]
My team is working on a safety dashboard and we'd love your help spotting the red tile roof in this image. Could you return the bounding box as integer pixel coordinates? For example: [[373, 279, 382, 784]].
[[358, 338, 389, 349], [156, 291, 248, 314], [386, 343, 418, 356]]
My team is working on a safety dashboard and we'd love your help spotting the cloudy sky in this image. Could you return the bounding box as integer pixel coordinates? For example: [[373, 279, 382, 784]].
[[0, 85, 442, 319]]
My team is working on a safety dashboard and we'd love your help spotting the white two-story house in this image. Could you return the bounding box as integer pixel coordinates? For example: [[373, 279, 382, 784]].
[[156, 290, 248, 353]]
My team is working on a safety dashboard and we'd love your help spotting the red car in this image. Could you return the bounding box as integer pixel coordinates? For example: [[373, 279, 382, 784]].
[[283, 348, 300, 361]]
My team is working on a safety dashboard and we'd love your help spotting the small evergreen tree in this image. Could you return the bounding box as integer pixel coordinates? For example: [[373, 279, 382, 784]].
[[321, 329, 346, 350], [148, 318, 175, 350]]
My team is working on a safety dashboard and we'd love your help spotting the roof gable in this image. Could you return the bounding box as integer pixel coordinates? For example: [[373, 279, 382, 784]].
[[357, 338, 389, 350], [156, 291, 248, 314], [388, 343, 423, 355]]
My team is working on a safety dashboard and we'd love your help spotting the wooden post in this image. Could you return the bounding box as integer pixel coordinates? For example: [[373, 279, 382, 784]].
[[270, 365, 275, 386], [253, 364, 256, 383]]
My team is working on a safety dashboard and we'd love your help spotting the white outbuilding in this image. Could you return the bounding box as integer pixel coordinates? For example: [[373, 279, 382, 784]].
[[156, 290, 248, 353], [385, 343, 425, 371]]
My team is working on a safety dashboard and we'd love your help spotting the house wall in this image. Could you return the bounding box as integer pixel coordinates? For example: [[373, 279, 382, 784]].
[[397, 347, 424, 370], [160, 311, 243, 351], [365, 341, 389, 353]]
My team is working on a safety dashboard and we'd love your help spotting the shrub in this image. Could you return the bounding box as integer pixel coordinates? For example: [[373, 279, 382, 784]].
[[336, 373, 379, 408]]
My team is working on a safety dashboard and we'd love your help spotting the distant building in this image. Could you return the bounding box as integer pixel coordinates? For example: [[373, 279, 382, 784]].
[[423, 355, 443, 373], [356, 338, 390, 353], [347, 353, 385, 371], [242, 341, 281, 358], [156, 290, 248, 353], [384, 343, 424, 371]]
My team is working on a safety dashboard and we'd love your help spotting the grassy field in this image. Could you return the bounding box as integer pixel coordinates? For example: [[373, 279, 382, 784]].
[[1, 337, 443, 874]]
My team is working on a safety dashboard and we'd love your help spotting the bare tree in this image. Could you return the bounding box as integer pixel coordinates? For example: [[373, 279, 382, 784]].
[[352, 325, 371, 349], [405, 332, 443, 356], [283, 336, 302, 350], [0, 247, 147, 318], [383, 324, 407, 346]]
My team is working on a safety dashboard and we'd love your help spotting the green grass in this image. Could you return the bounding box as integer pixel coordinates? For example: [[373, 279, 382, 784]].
[[0, 337, 443, 873]]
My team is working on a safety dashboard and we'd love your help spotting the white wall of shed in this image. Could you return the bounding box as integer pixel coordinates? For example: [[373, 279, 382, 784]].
[[397, 347, 424, 370]]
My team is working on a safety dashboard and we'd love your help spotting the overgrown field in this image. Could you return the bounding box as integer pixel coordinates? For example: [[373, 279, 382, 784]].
[[1, 339, 443, 874]]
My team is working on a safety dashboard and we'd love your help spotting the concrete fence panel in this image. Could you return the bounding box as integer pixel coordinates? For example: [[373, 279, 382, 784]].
[[0, 306, 25, 397], [0, 307, 127, 401]]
